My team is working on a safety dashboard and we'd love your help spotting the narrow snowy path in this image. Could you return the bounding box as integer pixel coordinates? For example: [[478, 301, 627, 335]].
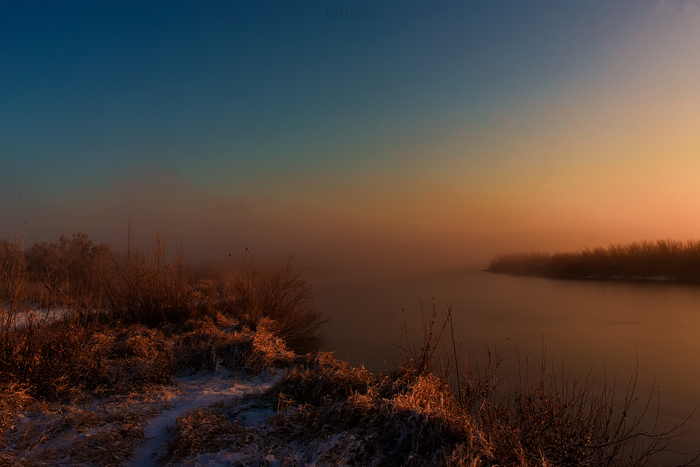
[[125, 372, 283, 466]]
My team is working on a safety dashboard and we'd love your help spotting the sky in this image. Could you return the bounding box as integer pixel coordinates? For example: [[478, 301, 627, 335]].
[[2, 0, 700, 276]]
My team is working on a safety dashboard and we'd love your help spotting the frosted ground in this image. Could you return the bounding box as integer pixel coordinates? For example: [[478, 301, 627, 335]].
[[4, 368, 371, 466], [5, 371, 284, 466]]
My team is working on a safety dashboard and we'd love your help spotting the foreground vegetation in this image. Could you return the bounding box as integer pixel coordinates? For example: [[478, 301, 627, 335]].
[[1, 233, 697, 465], [488, 239, 700, 282]]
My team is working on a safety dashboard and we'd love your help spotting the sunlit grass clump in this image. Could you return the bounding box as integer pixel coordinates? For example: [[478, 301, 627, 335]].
[[488, 239, 700, 282]]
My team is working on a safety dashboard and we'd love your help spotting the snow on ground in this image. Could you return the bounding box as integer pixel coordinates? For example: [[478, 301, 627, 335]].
[[2, 306, 69, 328], [186, 431, 366, 467], [126, 371, 284, 466]]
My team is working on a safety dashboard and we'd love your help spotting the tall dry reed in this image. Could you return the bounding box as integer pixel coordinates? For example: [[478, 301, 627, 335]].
[[106, 233, 196, 326]]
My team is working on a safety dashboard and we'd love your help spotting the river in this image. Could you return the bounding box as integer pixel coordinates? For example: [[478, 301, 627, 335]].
[[307, 269, 700, 457]]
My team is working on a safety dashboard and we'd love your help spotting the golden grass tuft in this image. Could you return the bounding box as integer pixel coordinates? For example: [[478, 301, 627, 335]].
[[160, 407, 246, 463], [171, 319, 295, 375], [391, 373, 458, 421], [247, 318, 296, 372], [270, 351, 373, 407], [172, 320, 253, 375]]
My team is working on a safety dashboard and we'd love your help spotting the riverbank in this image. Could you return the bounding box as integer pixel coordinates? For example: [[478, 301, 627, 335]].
[[2, 310, 696, 466]]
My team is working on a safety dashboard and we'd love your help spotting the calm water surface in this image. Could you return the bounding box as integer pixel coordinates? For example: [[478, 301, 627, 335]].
[[307, 270, 700, 455]]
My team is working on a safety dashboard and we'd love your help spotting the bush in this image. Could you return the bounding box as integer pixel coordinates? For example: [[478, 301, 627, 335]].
[[26, 233, 112, 310], [219, 254, 325, 342], [106, 234, 197, 326]]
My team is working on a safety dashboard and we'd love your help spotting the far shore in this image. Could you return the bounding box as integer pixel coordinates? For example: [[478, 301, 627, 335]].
[[487, 239, 700, 284]]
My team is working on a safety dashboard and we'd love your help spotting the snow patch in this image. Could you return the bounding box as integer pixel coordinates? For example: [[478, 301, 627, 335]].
[[126, 371, 283, 467]]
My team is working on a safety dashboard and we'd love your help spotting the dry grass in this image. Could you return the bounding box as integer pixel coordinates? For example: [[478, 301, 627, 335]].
[[106, 234, 198, 326], [0, 382, 34, 461], [106, 237, 325, 341], [3, 229, 326, 345], [271, 351, 373, 407], [2, 387, 173, 466], [171, 318, 295, 375], [0, 230, 321, 395], [268, 374, 475, 465], [0, 312, 295, 404], [258, 350, 488, 466], [159, 404, 248, 463], [180, 363, 695, 466], [218, 254, 326, 341], [0, 316, 175, 401], [488, 239, 700, 282], [26, 233, 112, 311], [246, 318, 297, 371]]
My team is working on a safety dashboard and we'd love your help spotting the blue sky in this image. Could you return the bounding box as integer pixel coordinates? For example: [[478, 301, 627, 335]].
[[2, 0, 699, 274]]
